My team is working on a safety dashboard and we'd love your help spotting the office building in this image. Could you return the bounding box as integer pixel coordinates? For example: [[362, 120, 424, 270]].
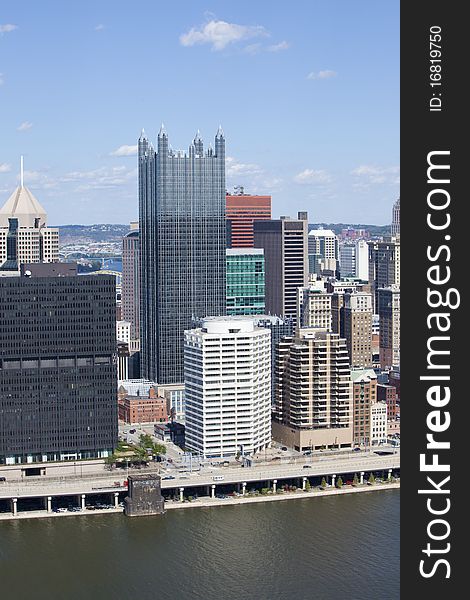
[[368, 238, 400, 312], [139, 126, 226, 384], [254, 212, 308, 321], [0, 161, 59, 274], [351, 369, 377, 447], [339, 239, 369, 281], [297, 286, 332, 330], [226, 248, 265, 315], [0, 266, 117, 465], [118, 386, 168, 424], [122, 224, 140, 340], [308, 228, 339, 275], [273, 329, 353, 451], [341, 292, 373, 368], [378, 285, 400, 369], [157, 384, 186, 424], [391, 197, 400, 237], [226, 190, 271, 247], [184, 317, 271, 458], [377, 383, 398, 420], [370, 401, 388, 446]]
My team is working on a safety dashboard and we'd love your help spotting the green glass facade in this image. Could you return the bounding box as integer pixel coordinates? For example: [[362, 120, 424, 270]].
[[226, 249, 265, 315]]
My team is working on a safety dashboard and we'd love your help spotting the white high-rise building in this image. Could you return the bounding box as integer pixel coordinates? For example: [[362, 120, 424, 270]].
[[355, 239, 369, 281], [184, 317, 271, 458], [0, 159, 59, 274], [370, 401, 388, 445], [308, 228, 339, 274]]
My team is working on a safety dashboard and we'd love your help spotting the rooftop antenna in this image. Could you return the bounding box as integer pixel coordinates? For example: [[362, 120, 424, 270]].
[[20, 155, 24, 188]]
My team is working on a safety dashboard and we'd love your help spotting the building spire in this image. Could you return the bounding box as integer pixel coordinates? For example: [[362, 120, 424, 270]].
[[20, 156, 24, 188], [139, 128, 147, 140], [159, 122, 167, 137], [216, 124, 224, 138]]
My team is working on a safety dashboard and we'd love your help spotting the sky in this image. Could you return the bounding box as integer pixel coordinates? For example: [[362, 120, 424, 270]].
[[0, 1, 399, 226]]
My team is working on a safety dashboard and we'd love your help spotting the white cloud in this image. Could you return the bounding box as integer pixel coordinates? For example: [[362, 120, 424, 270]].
[[294, 169, 332, 184], [226, 156, 262, 177], [0, 24, 18, 34], [17, 121, 33, 132], [110, 144, 138, 157], [180, 19, 268, 51], [95, 24, 105, 31], [0, 163, 11, 173], [61, 166, 137, 190], [307, 70, 337, 80], [267, 40, 289, 52], [351, 165, 400, 185]]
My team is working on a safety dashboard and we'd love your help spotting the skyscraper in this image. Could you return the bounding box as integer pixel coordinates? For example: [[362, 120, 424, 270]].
[[0, 265, 117, 465], [368, 237, 400, 312], [121, 224, 140, 340], [378, 285, 400, 369], [0, 160, 59, 274], [342, 292, 373, 368], [226, 191, 271, 248], [139, 126, 227, 384], [226, 248, 265, 315], [273, 328, 353, 451], [391, 197, 400, 237], [184, 317, 271, 458], [254, 212, 308, 322]]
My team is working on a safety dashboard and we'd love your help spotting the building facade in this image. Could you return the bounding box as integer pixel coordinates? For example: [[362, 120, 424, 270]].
[[254, 212, 308, 322], [184, 317, 271, 458], [297, 287, 333, 330], [368, 238, 400, 312], [391, 197, 400, 237], [341, 292, 373, 368], [0, 168, 59, 273], [121, 225, 140, 340], [139, 126, 227, 384], [378, 285, 400, 369], [118, 387, 168, 424], [273, 329, 353, 451], [351, 369, 377, 447], [226, 192, 271, 247], [308, 228, 339, 275], [0, 268, 118, 465], [226, 248, 265, 315], [370, 401, 388, 445]]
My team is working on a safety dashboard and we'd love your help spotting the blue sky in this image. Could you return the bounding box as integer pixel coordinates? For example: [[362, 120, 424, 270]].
[[0, 1, 399, 225]]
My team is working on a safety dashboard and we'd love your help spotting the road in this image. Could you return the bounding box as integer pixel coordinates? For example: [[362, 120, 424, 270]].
[[0, 451, 399, 500]]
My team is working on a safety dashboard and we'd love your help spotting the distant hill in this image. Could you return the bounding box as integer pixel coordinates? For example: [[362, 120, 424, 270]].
[[56, 222, 390, 248], [56, 224, 130, 246]]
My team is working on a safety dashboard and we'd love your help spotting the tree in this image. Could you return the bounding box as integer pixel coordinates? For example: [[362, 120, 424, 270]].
[[368, 473, 375, 485], [352, 473, 359, 486], [305, 480, 311, 491], [336, 476, 343, 488], [320, 477, 327, 489]]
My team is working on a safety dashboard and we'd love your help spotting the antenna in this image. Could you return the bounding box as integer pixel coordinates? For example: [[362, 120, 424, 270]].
[[20, 156, 24, 187]]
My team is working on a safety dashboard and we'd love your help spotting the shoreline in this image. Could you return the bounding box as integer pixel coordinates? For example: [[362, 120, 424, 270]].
[[165, 481, 400, 511], [0, 482, 399, 522]]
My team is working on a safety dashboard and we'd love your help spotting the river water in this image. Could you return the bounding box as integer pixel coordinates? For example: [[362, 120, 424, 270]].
[[0, 489, 399, 600]]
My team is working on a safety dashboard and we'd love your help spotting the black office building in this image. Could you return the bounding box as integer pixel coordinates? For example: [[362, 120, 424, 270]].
[[0, 268, 118, 464]]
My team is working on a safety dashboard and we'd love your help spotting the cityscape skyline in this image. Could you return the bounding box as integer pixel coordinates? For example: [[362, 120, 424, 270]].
[[1, 1, 399, 225]]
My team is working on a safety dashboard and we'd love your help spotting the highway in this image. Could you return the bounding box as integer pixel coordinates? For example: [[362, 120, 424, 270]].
[[0, 451, 399, 500]]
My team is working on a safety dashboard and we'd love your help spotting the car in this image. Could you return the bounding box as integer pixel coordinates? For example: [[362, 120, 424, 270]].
[[0, 476, 6, 482], [281, 446, 288, 451], [353, 447, 361, 452], [162, 475, 176, 480], [56, 507, 67, 513], [302, 465, 311, 469], [129, 429, 136, 434]]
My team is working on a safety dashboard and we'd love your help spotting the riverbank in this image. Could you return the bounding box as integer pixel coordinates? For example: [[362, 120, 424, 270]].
[[165, 481, 400, 511], [0, 482, 399, 521]]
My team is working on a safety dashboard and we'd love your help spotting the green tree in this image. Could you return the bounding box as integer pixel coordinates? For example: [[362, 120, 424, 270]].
[[320, 477, 327, 489], [368, 473, 375, 485], [305, 480, 311, 491], [336, 476, 343, 488], [352, 473, 359, 486]]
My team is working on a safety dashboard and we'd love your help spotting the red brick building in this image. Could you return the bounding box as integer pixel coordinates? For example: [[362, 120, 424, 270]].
[[226, 194, 271, 247], [118, 387, 168, 424]]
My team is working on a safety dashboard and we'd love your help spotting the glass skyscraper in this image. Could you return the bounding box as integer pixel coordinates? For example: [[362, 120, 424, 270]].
[[139, 126, 226, 384], [226, 248, 265, 315]]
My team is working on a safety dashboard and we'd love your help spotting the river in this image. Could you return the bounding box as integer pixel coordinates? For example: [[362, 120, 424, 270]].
[[0, 489, 399, 600]]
